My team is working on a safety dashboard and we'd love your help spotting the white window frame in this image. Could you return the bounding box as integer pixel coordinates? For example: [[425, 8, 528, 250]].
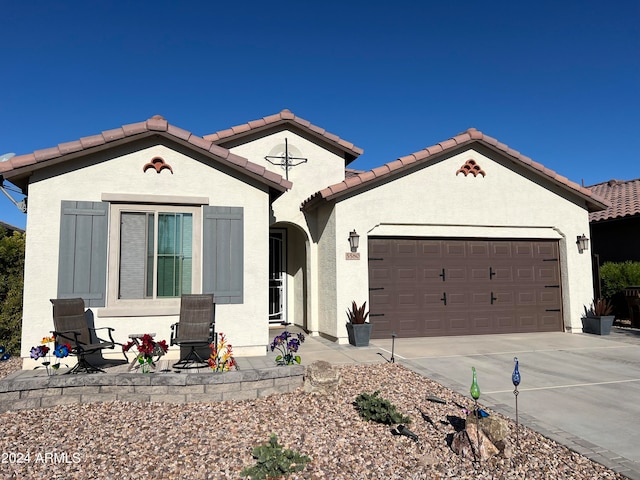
[[103, 202, 202, 316]]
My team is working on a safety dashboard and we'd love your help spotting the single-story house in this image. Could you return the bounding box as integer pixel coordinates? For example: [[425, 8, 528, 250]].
[[0, 110, 609, 365], [588, 178, 640, 264]]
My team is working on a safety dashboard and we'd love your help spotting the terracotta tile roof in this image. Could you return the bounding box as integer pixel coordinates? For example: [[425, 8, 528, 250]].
[[588, 178, 640, 222], [0, 115, 292, 193], [204, 109, 364, 162], [345, 168, 364, 178], [302, 128, 609, 212]]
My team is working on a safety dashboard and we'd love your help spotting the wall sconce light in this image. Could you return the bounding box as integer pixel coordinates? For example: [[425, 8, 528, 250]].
[[576, 234, 589, 253], [348, 230, 360, 252]]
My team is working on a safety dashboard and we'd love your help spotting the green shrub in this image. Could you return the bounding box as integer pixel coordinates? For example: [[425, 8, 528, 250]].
[[240, 434, 310, 480], [354, 390, 411, 425], [600, 261, 640, 299], [0, 228, 25, 355]]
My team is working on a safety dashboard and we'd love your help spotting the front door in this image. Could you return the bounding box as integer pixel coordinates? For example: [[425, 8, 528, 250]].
[[269, 230, 286, 324]]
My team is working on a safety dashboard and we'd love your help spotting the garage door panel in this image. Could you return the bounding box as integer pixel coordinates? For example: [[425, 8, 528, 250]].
[[423, 292, 445, 306], [447, 292, 467, 307], [447, 267, 467, 281], [538, 266, 560, 282], [424, 317, 447, 335], [497, 313, 516, 328], [445, 242, 466, 257], [491, 243, 512, 257], [369, 240, 391, 256], [397, 242, 418, 256], [515, 267, 535, 282], [540, 312, 562, 329], [396, 267, 418, 280], [514, 243, 534, 257], [423, 268, 445, 281], [540, 289, 561, 304], [494, 290, 515, 306], [470, 291, 490, 306], [519, 314, 537, 328], [470, 267, 489, 281], [449, 315, 471, 331], [421, 241, 443, 257], [492, 266, 513, 282], [369, 238, 563, 338], [517, 290, 537, 305], [468, 314, 491, 330], [468, 242, 490, 257], [535, 243, 557, 256], [398, 293, 417, 306], [370, 267, 391, 282]]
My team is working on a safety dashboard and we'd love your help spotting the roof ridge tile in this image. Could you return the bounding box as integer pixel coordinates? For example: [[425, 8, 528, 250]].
[[203, 109, 363, 157], [301, 127, 609, 214], [2, 115, 291, 194]]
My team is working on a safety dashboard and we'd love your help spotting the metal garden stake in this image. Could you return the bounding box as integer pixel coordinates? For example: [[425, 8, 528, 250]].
[[470, 366, 481, 463], [512, 357, 521, 448], [390, 332, 396, 363]]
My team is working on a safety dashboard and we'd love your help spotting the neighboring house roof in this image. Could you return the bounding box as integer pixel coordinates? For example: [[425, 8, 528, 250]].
[[0, 220, 24, 234], [588, 178, 640, 223], [0, 115, 292, 193], [302, 128, 610, 213], [204, 109, 364, 163]]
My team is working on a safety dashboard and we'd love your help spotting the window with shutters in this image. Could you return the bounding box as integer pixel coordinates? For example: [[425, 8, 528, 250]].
[[59, 200, 243, 312]]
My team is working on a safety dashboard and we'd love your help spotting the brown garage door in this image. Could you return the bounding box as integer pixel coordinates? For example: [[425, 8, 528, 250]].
[[368, 238, 563, 338]]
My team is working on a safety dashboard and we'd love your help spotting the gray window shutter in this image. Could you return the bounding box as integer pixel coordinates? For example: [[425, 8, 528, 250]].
[[203, 206, 243, 304], [58, 201, 108, 307]]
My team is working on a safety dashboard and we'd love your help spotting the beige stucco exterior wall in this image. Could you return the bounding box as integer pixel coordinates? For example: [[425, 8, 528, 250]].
[[227, 130, 348, 334], [21, 142, 271, 363], [322, 147, 594, 342]]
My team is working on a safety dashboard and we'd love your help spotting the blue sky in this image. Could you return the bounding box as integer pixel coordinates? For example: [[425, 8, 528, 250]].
[[1, 0, 638, 230]]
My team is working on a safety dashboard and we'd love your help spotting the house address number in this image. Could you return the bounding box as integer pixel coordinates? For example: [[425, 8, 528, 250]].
[[346, 252, 360, 260]]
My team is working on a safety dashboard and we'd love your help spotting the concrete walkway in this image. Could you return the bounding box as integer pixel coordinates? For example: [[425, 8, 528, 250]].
[[285, 327, 640, 479]]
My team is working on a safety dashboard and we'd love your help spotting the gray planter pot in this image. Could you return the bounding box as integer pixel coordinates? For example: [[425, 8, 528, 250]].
[[346, 323, 372, 347], [581, 315, 614, 335]]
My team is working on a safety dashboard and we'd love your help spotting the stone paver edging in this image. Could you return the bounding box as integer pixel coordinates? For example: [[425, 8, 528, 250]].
[[0, 365, 305, 412]]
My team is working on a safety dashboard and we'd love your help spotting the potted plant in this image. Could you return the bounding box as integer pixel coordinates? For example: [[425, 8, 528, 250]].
[[581, 298, 615, 335], [346, 301, 372, 347]]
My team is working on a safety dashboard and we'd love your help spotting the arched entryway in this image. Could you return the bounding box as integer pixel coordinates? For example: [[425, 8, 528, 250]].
[[269, 223, 308, 329]]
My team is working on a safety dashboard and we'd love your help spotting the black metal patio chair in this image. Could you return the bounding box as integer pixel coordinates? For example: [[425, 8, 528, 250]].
[[170, 294, 215, 369], [50, 298, 117, 374]]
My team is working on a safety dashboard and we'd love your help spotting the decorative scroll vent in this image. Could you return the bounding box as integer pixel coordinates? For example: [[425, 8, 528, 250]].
[[143, 157, 173, 174], [456, 159, 485, 177]]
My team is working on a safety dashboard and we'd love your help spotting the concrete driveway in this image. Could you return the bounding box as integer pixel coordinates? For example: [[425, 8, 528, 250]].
[[370, 329, 640, 479]]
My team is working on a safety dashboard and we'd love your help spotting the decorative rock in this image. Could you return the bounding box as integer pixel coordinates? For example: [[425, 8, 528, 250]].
[[304, 360, 341, 394], [467, 413, 509, 444], [451, 423, 499, 461], [495, 438, 513, 458]]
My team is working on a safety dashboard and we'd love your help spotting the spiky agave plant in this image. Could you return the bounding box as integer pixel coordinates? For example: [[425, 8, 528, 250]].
[[346, 301, 369, 324]]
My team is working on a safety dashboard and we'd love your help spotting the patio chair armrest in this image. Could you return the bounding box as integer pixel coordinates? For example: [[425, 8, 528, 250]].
[[209, 322, 216, 343], [90, 326, 116, 346], [51, 329, 81, 346], [170, 322, 179, 346]]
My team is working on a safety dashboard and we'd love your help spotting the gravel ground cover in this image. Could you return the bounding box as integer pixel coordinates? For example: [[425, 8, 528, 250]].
[[0, 358, 625, 479]]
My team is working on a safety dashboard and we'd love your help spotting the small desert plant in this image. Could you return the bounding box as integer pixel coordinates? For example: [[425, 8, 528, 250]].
[[240, 433, 311, 479], [346, 301, 369, 324], [584, 298, 614, 317], [354, 390, 411, 425]]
